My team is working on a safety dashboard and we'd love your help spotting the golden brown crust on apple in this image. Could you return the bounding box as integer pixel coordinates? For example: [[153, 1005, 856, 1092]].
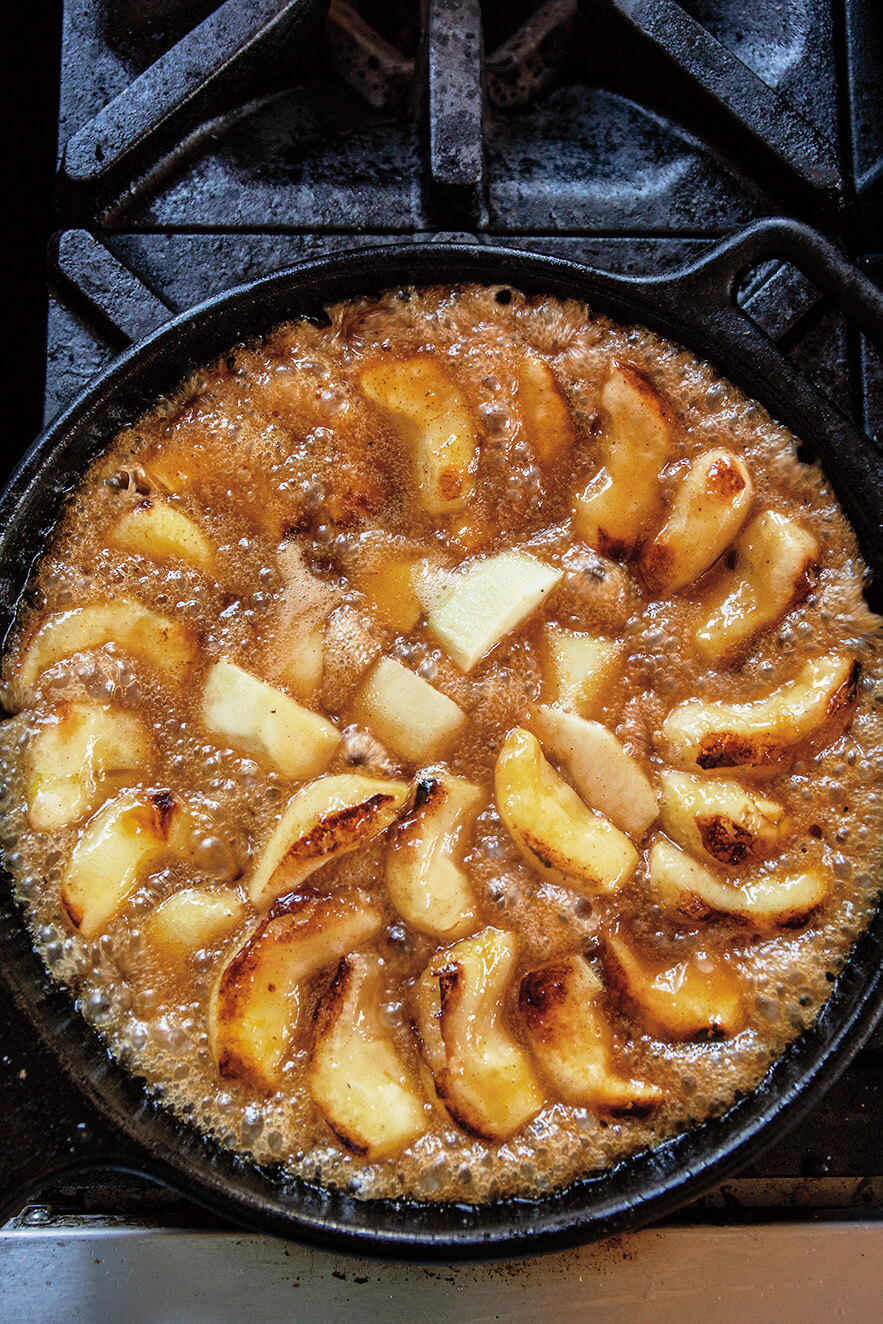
[[696, 814, 755, 864]]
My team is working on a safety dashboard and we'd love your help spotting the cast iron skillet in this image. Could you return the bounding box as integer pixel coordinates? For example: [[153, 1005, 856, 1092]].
[[1, 217, 883, 1258]]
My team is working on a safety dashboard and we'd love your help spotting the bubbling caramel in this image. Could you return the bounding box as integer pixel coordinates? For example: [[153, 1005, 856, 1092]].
[[1, 284, 882, 1204]]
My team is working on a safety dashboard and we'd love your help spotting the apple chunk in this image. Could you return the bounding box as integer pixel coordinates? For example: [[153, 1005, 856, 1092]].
[[109, 499, 215, 574], [209, 889, 382, 1092], [413, 927, 543, 1140], [352, 657, 466, 763], [495, 727, 638, 892], [661, 655, 860, 772], [359, 355, 477, 514], [540, 626, 622, 716], [61, 788, 192, 937], [27, 701, 152, 831], [13, 599, 197, 707], [659, 770, 785, 866], [648, 836, 830, 930], [603, 932, 745, 1041], [385, 774, 483, 940], [202, 659, 340, 781], [427, 550, 562, 673], [519, 956, 663, 1112], [639, 448, 754, 593], [146, 888, 245, 960], [309, 953, 428, 1158], [515, 351, 576, 468], [533, 705, 657, 839], [248, 772, 411, 909], [573, 362, 673, 558]]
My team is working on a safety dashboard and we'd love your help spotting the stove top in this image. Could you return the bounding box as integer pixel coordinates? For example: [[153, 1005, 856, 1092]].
[[3, 0, 883, 1306]]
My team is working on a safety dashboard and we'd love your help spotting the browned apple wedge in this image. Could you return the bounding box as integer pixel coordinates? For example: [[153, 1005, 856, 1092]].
[[694, 511, 819, 663], [495, 727, 638, 892], [12, 599, 197, 707], [248, 773, 411, 909], [602, 932, 745, 1041], [661, 655, 860, 772], [209, 889, 383, 1093], [647, 836, 830, 929], [573, 363, 673, 558], [109, 499, 215, 574], [61, 788, 193, 937], [385, 774, 483, 940], [639, 448, 754, 593], [519, 955, 663, 1112], [308, 953, 428, 1158], [359, 355, 478, 513], [515, 350, 576, 468], [659, 770, 786, 866], [413, 927, 543, 1139]]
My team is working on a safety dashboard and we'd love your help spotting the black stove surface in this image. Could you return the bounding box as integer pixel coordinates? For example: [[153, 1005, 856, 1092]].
[[5, 0, 883, 1231]]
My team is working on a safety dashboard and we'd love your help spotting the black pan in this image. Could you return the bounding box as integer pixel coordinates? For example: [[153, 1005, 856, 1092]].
[[1, 217, 883, 1257]]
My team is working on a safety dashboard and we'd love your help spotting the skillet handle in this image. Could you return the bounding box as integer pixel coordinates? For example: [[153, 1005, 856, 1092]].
[[651, 218, 883, 573]]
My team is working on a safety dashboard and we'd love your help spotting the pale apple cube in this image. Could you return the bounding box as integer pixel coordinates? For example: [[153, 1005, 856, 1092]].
[[147, 888, 245, 957], [426, 551, 562, 672], [202, 659, 340, 780], [540, 626, 622, 716], [353, 657, 466, 763]]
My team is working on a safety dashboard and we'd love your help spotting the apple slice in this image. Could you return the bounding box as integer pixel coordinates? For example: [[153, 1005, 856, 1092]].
[[427, 550, 562, 673], [109, 500, 215, 574], [264, 544, 339, 702], [61, 788, 192, 937], [146, 888, 245, 960], [519, 955, 663, 1112], [495, 727, 638, 892], [321, 605, 382, 711], [27, 701, 152, 831], [309, 953, 428, 1158], [662, 655, 860, 772], [13, 599, 197, 707], [515, 351, 576, 468], [694, 511, 819, 663], [209, 889, 382, 1092], [385, 774, 483, 940], [202, 659, 340, 781], [413, 927, 543, 1140], [351, 657, 466, 764], [602, 932, 744, 1041], [347, 535, 425, 633], [573, 362, 673, 558], [248, 772, 411, 909], [648, 835, 830, 929], [532, 705, 657, 838], [639, 448, 754, 593], [359, 355, 477, 513], [659, 770, 786, 866], [539, 626, 622, 716]]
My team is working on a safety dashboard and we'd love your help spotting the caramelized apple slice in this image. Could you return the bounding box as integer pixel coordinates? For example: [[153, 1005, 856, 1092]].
[[248, 773, 411, 909], [639, 449, 754, 593], [146, 887, 245, 960], [694, 511, 818, 662], [347, 536, 424, 633], [573, 363, 673, 557], [659, 770, 786, 866], [519, 956, 663, 1111], [209, 889, 382, 1092], [13, 599, 197, 706], [359, 355, 478, 513], [27, 701, 152, 831], [495, 727, 638, 892], [515, 351, 576, 468], [662, 655, 859, 772], [427, 551, 562, 673], [61, 788, 192, 937], [109, 500, 215, 574], [540, 625, 622, 716], [648, 836, 830, 929], [533, 706, 657, 839], [202, 659, 340, 781], [309, 953, 428, 1158], [352, 657, 466, 763], [413, 927, 543, 1139], [385, 774, 483, 940], [603, 932, 744, 1041]]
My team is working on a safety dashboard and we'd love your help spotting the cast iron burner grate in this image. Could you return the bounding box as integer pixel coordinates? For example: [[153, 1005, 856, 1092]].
[[5, 0, 883, 1236]]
